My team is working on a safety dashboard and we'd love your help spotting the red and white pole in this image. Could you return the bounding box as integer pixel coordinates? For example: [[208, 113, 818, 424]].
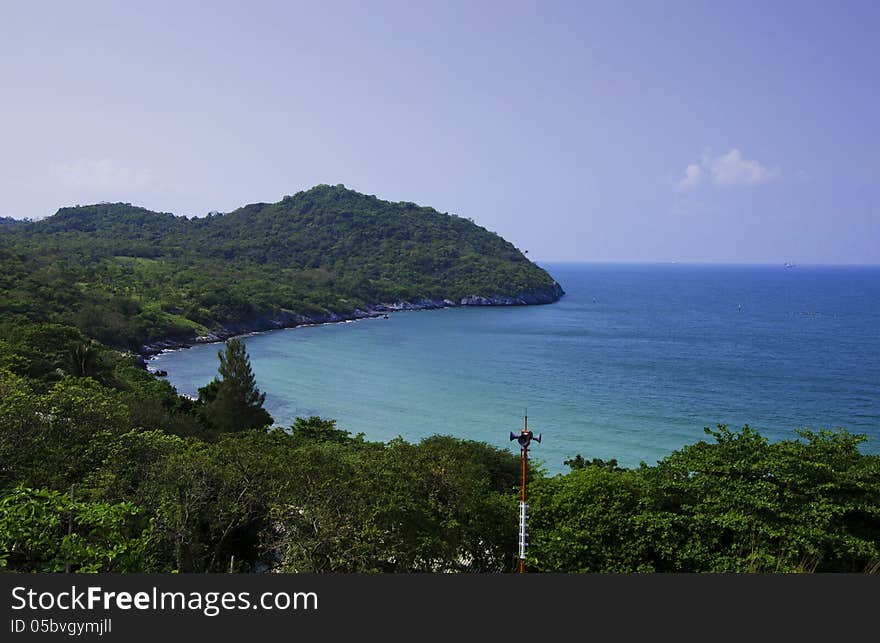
[[518, 425, 528, 574], [510, 413, 541, 574]]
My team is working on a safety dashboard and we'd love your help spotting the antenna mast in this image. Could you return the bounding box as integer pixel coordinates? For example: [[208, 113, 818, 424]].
[[509, 411, 541, 573]]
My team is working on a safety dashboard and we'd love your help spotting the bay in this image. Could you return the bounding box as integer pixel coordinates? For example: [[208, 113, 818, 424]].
[[151, 263, 880, 473]]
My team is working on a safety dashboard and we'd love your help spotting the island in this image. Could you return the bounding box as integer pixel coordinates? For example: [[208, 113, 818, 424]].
[[1, 186, 876, 575], [0, 184, 562, 354]]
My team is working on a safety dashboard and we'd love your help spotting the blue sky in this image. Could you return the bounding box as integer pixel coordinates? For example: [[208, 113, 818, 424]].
[[1, 0, 877, 263]]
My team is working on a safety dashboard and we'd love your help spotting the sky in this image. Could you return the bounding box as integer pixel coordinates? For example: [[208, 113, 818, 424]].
[[1, 0, 878, 263]]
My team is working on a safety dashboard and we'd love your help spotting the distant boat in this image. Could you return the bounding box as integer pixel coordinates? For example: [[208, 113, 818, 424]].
[[784, 262, 797, 268]]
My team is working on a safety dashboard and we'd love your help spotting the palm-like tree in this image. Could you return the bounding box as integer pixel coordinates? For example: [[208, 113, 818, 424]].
[[64, 340, 102, 378]]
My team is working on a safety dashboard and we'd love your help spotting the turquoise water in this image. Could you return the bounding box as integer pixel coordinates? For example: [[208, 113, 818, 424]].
[[151, 264, 880, 473]]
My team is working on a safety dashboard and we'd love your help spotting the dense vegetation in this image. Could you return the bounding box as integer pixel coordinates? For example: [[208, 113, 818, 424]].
[[0, 325, 877, 572], [531, 427, 880, 572], [0, 186, 876, 572], [0, 326, 520, 572], [0, 184, 561, 349]]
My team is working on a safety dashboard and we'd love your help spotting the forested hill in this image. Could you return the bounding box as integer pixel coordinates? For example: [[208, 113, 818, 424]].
[[0, 184, 563, 349]]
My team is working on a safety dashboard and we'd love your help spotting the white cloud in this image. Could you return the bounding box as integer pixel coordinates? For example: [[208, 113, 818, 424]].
[[51, 158, 157, 192], [710, 149, 778, 186], [676, 148, 779, 191], [677, 163, 703, 191]]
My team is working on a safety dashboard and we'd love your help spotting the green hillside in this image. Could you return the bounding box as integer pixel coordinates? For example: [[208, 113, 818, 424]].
[[1, 188, 877, 575], [0, 184, 562, 349]]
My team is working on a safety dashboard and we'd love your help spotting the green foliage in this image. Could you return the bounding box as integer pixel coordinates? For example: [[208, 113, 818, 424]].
[[3, 355, 878, 574], [128, 433, 279, 572], [528, 467, 653, 572], [0, 373, 132, 489], [9, 187, 876, 574], [529, 425, 880, 573], [0, 185, 560, 349], [563, 454, 624, 471], [0, 265, 876, 574], [289, 416, 363, 444], [0, 323, 93, 385], [0, 486, 150, 572], [198, 339, 273, 434], [643, 425, 880, 572], [1, 323, 877, 573], [268, 435, 520, 572]]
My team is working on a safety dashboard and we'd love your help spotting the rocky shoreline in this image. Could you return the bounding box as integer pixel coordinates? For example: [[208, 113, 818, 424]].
[[139, 283, 564, 359]]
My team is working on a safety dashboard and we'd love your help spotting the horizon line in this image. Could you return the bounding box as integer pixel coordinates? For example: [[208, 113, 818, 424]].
[[532, 260, 880, 268]]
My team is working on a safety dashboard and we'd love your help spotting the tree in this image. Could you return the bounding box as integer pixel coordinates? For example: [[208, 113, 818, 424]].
[[527, 466, 652, 573], [198, 339, 273, 434], [132, 435, 277, 572], [0, 373, 131, 490], [269, 435, 520, 573], [563, 454, 624, 472], [641, 425, 880, 572], [528, 426, 880, 573], [0, 486, 150, 572], [289, 416, 362, 444], [65, 340, 104, 379]]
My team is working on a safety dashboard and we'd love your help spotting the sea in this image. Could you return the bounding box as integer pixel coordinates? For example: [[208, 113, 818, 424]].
[[150, 263, 880, 473]]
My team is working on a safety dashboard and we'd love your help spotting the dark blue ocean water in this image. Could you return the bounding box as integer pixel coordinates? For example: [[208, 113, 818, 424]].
[[151, 264, 880, 473]]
